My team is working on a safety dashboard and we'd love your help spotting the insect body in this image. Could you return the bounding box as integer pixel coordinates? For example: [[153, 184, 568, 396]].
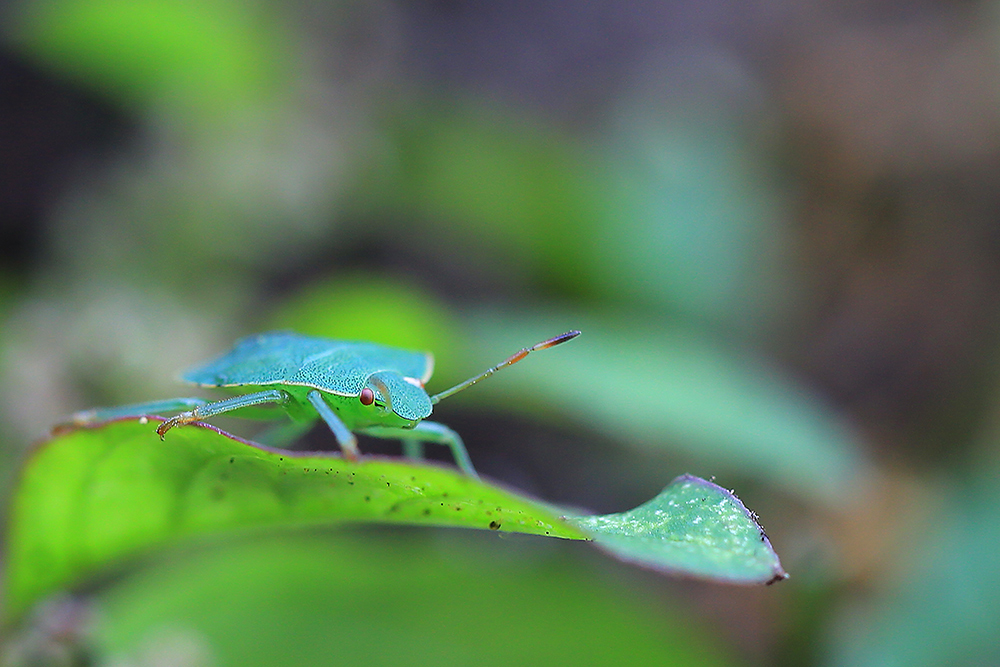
[[73, 330, 580, 478]]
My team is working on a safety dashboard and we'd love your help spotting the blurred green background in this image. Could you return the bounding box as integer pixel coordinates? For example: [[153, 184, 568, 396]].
[[2, 0, 1000, 665]]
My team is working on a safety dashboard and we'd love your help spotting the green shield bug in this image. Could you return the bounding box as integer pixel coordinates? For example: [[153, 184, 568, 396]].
[[72, 330, 580, 478]]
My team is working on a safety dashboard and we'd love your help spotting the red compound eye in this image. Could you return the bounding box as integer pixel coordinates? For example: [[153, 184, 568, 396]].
[[359, 387, 375, 406]]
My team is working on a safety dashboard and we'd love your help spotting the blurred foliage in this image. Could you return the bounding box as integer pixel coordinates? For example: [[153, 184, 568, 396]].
[[91, 531, 734, 667], [826, 466, 1000, 666], [2, 0, 1000, 665], [463, 311, 866, 506], [10, 0, 287, 115], [353, 104, 605, 297]]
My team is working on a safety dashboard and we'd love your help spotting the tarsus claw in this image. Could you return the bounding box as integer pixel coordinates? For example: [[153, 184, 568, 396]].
[[156, 411, 196, 439]]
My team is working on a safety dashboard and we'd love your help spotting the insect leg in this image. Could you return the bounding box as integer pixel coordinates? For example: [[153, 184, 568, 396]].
[[306, 390, 360, 461], [254, 419, 315, 448], [401, 440, 425, 461], [359, 421, 479, 479], [156, 389, 289, 438], [72, 398, 209, 425]]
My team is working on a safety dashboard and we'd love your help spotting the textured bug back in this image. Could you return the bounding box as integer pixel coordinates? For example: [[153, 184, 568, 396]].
[[183, 332, 433, 398]]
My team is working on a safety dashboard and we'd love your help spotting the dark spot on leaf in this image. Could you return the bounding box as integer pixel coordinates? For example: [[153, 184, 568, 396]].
[[386, 482, 390, 488], [364, 496, 370, 502], [489, 521, 501, 530], [423, 508, 432, 516], [229, 457, 234, 464]]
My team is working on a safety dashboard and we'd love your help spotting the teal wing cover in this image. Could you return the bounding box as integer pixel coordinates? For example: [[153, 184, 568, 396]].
[[182, 332, 433, 396]]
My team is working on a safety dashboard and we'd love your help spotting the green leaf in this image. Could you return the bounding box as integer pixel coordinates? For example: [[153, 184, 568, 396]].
[[4, 419, 784, 621], [93, 533, 735, 667], [10, 0, 285, 114], [573, 474, 787, 585], [355, 104, 606, 295], [4, 419, 583, 620], [595, 113, 791, 330]]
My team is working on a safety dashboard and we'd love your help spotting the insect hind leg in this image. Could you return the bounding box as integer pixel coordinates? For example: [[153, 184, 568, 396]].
[[401, 440, 424, 460], [360, 421, 479, 479], [157, 389, 290, 438], [72, 398, 209, 425]]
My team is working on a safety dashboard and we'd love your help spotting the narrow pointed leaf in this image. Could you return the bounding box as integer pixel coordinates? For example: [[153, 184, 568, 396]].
[[465, 314, 866, 507]]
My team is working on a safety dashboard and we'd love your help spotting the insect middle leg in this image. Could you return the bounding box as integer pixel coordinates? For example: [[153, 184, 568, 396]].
[[156, 389, 291, 438], [359, 421, 479, 479], [253, 418, 316, 448], [306, 390, 360, 461]]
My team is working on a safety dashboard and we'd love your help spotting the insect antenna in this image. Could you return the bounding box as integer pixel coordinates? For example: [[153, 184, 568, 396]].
[[430, 330, 580, 404]]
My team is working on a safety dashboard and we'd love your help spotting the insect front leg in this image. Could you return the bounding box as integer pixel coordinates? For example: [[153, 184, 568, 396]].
[[359, 421, 479, 479], [157, 389, 291, 438]]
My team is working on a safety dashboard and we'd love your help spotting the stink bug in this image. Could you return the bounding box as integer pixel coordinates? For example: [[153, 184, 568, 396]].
[[72, 330, 580, 478]]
